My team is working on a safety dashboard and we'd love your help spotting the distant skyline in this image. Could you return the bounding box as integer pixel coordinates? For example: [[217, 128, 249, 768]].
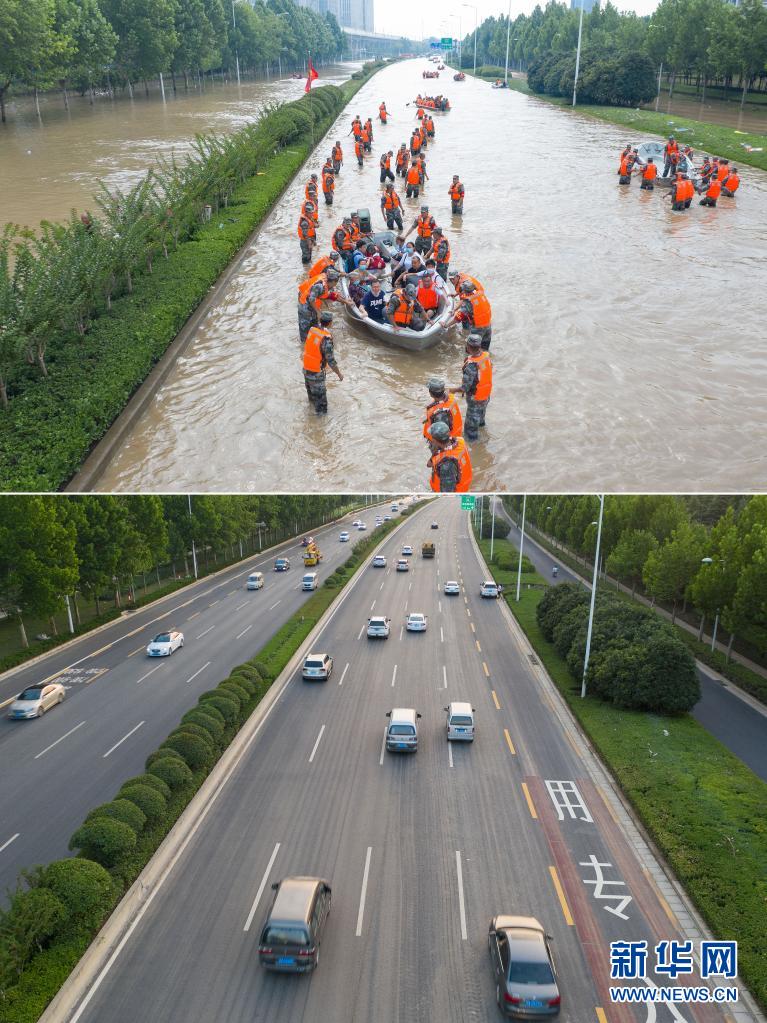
[[374, 0, 660, 37]]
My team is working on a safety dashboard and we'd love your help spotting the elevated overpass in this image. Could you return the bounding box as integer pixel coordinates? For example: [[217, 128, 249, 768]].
[[343, 26, 416, 58]]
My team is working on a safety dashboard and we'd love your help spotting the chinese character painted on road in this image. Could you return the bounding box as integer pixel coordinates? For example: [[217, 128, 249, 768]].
[[545, 780, 593, 823], [610, 940, 648, 979], [701, 941, 737, 979], [580, 854, 632, 919], [655, 940, 694, 978]]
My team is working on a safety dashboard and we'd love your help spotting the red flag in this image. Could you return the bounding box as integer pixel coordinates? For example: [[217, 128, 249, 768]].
[[305, 60, 319, 93]]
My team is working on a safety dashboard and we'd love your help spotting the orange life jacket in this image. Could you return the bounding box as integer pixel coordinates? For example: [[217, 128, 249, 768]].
[[423, 394, 463, 438], [406, 165, 421, 186], [323, 171, 334, 192], [355, 140, 364, 157], [464, 351, 492, 401], [706, 178, 722, 200], [380, 154, 391, 170], [360, 129, 369, 144], [297, 218, 315, 240], [449, 181, 463, 200], [411, 134, 422, 153], [722, 173, 739, 193], [332, 226, 353, 252], [303, 327, 331, 373], [417, 284, 439, 311], [433, 238, 451, 264], [464, 292, 491, 328], [300, 201, 318, 223], [332, 144, 343, 162], [298, 273, 327, 305], [416, 107, 425, 119], [453, 273, 483, 294], [416, 214, 435, 238], [305, 182, 318, 202], [350, 221, 362, 241], [396, 149, 408, 168], [390, 290, 414, 325], [672, 178, 687, 203], [382, 190, 402, 211], [619, 156, 630, 176], [665, 140, 679, 156], [309, 255, 334, 278], [430, 438, 472, 492], [642, 164, 657, 180]]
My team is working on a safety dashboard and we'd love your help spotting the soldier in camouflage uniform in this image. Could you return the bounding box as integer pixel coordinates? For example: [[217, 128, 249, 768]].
[[452, 335, 492, 441], [303, 312, 343, 415]]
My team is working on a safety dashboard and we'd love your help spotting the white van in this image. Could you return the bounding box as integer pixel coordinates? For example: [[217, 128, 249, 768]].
[[302, 572, 318, 591], [246, 572, 264, 590], [385, 707, 421, 753], [445, 701, 475, 741]]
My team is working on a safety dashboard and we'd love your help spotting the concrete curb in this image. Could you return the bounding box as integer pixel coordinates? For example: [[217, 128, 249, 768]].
[[470, 517, 764, 1023], [0, 504, 369, 692], [67, 65, 389, 493], [41, 506, 421, 1023]]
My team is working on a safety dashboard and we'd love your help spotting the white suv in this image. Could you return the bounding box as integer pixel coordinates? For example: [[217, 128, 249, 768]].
[[367, 616, 391, 639], [480, 581, 500, 598]]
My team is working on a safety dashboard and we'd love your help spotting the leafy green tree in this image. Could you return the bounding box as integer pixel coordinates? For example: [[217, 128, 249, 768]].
[[55, 0, 118, 103], [0, 0, 59, 122], [642, 521, 707, 622], [101, 0, 178, 88], [606, 529, 658, 596]]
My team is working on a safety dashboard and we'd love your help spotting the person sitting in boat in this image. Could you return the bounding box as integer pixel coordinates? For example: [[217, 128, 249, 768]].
[[391, 241, 417, 284], [357, 277, 388, 324], [415, 273, 440, 321], [364, 244, 387, 270], [387, 283, 426, 332]]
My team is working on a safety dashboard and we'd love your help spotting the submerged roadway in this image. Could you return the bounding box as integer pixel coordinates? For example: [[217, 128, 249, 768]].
[[61, 496, 756, 1023]]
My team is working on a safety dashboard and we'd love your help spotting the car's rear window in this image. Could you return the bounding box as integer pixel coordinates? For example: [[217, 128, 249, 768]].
[[509, 960, 555, 985], [305, 659, 325, 669], [154, 633, 171, 643], [450, 715, 473, 726], [262, 926, 310, 947], [389, 725, 415, 736]]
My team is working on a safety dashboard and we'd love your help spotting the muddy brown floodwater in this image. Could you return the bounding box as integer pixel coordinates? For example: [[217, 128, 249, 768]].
[[0, 64, 358, 230], [59, 61, 767, 491]]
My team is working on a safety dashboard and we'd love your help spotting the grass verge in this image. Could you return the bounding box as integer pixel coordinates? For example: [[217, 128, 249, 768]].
[[0, 506, 420, 1023]]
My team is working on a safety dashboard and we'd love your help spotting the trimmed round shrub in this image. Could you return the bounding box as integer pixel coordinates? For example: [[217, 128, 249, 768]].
[[119, 783, 167, 825], [188, 700, 225, 726], [250, 660, 271, 681], [121, 773, 171, 801], [536, 583, 589, 642], [227, 673, 256, 698], [198, 692, 239, 725], [161, 732, 214, 771], [145, 746, 185, 770], [3, 888, 67, 959], [244, 662, 263, 683], [69, 817, 137, 868], [39, 858, 114, 929], [87, 798, 146, 834], [553, 604, 589, 660], [168, 722, 217, 747], [182, 708, 225, 741], [148, 755, 193, 790], [219, 681, 249, 707]]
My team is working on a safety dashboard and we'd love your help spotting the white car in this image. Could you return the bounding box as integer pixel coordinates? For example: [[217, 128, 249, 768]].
[[384, 515, 391, 521], [444, 580, 460, 595], [302, 653, 333, 681], [146, 630, 184, 656], [375, 517, 383, 526], [401, 545, 414, 556], [339, 531, 350, 542], [352, 520, 362, 527], [372, 554, 387, 568], [480, 581, 500, 599], [367, 616, 391, 639], [7, 682, 65, 720], [406, 613, 428, 632], [396, 559, 409, 572], [358, 522, 367, 530]]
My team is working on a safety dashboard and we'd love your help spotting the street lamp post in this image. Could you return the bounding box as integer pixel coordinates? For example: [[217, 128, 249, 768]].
[[462, 4, 478, 76], [490, 494, 497, 561], [449, 15, 462, 69], [516, 494, 527, 602], [231, 1, 241, 85], [188, 494, 198, 580], [581, 495, 604, 698], [504, 0, 513, 85], [701, 557, 725, 652], [572, 0, 584, 106]]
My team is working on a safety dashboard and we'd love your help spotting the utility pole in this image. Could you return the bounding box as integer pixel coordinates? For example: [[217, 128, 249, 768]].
[[515, 495, 526, 602], [581, 495, 604, 698], [504, 0, 513, 85], [188, 494, 198, 579], [232, 1, 242, 85], [572, 0, 584, 106]]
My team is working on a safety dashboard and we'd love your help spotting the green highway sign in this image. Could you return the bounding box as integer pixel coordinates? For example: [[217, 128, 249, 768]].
[[461, 496, 476, 510], [440, 37, 453, 46]]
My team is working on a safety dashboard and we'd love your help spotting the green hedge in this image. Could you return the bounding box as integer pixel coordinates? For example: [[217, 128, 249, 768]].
[[0, 502, 423, 1020]]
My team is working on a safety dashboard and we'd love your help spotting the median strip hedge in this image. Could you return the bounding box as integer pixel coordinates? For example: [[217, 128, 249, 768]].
[[477, 539, 767, 1012], [0, 505, 418, 1023], [0, 61, 388, 492]]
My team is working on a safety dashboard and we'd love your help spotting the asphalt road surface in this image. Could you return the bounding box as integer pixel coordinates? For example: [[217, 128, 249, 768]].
[[493, 500, 767, 784], [67, 497, 748, 1023], [0, 500, 406, 897]]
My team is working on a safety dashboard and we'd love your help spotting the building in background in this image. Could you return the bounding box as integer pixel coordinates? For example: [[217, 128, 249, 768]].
[[292, 0, 372, 31], [569, 0, 596, 10]]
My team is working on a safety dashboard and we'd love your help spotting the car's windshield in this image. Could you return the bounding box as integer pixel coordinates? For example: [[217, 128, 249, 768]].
[[276, 560, 286, 565], [154, 633, 171, 643], [509, 959, 555, 985], [262, 926, 310, 947], [18, 689, 42, 701], [451, 715, 473, 725], [389, 725, 415, 736]]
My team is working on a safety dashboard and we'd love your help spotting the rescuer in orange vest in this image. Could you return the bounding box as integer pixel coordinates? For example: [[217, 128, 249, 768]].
[[379, 102, 388, 123], [395, 144, 409, 177], [355, 138, 365, 166], [380, 150, 395, 184], [451, 335, 493, 441], [640, 158, 657, 191], [699, 176, 721, 207], [448, 175, 464, 214], [332, 142, 343, 174], [429, 228, 451, 282], [404, 204, 436, 255], [423, 377, 463, 440], [415, 273, 441, 321], [297, 214, 316, 264], [381, 184, 404, 231], [427, 420, 472, 492], [300, 198, 318, 225], [303, 312, 343, 415], [451, 280, 492, 351], [722, 168, 740, 196], [405, 162, 422, 199], [662, 136, 679, 178], [322, 167, 335, 206]]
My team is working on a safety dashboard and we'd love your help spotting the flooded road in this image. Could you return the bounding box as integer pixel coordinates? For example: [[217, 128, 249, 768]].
[[0, 64, 358, 230], [88, 59, 767, 492], [650, 92, 767, 133]]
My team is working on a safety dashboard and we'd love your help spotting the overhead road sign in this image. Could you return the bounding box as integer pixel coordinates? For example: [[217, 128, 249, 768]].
[[461, 496, 476, 510], [441, 37, 453, 47]]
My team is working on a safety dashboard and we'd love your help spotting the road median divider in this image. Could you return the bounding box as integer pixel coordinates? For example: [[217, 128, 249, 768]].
[[470, 514, 767, 1016], [1, 504, 423, 1023]]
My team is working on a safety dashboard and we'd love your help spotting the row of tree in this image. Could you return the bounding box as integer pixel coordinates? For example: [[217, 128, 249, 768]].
[[0, 0, 346, 122], [504, 495, 767, 659], [462, 0, 767, 104], [0, 494, 356, 646]]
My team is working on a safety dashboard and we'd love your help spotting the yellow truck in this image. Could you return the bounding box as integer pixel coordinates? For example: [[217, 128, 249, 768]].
[[421, 542, 435, 558], [303, 545, 323, 566]]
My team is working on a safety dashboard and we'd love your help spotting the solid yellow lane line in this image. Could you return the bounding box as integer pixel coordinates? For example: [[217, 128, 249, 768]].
[[548, 866, 574, 925], [504, 729, 516, 756], [88, 643, 113, 659], [128, 646, 144, 657], [521, 780, 536, 816], [492, 690, 500, 710], [475, 640, 481, 653], [595, 1008, 608, 1023]]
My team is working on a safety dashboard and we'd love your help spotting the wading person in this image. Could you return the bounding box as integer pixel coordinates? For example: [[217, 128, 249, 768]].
[[427, 420, 472, 492], [450, 281, 492, 350], [381, 184, 404, 231], [640, 158, 657, 191], [404, 205, 436, 255], [297, 213, 316, 264], [448, 175, 464, 214], [303, 312, 343, 415], [379, 150, 395, 184], [423, 378, 463, 440], [452, 335, 492, 441]]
